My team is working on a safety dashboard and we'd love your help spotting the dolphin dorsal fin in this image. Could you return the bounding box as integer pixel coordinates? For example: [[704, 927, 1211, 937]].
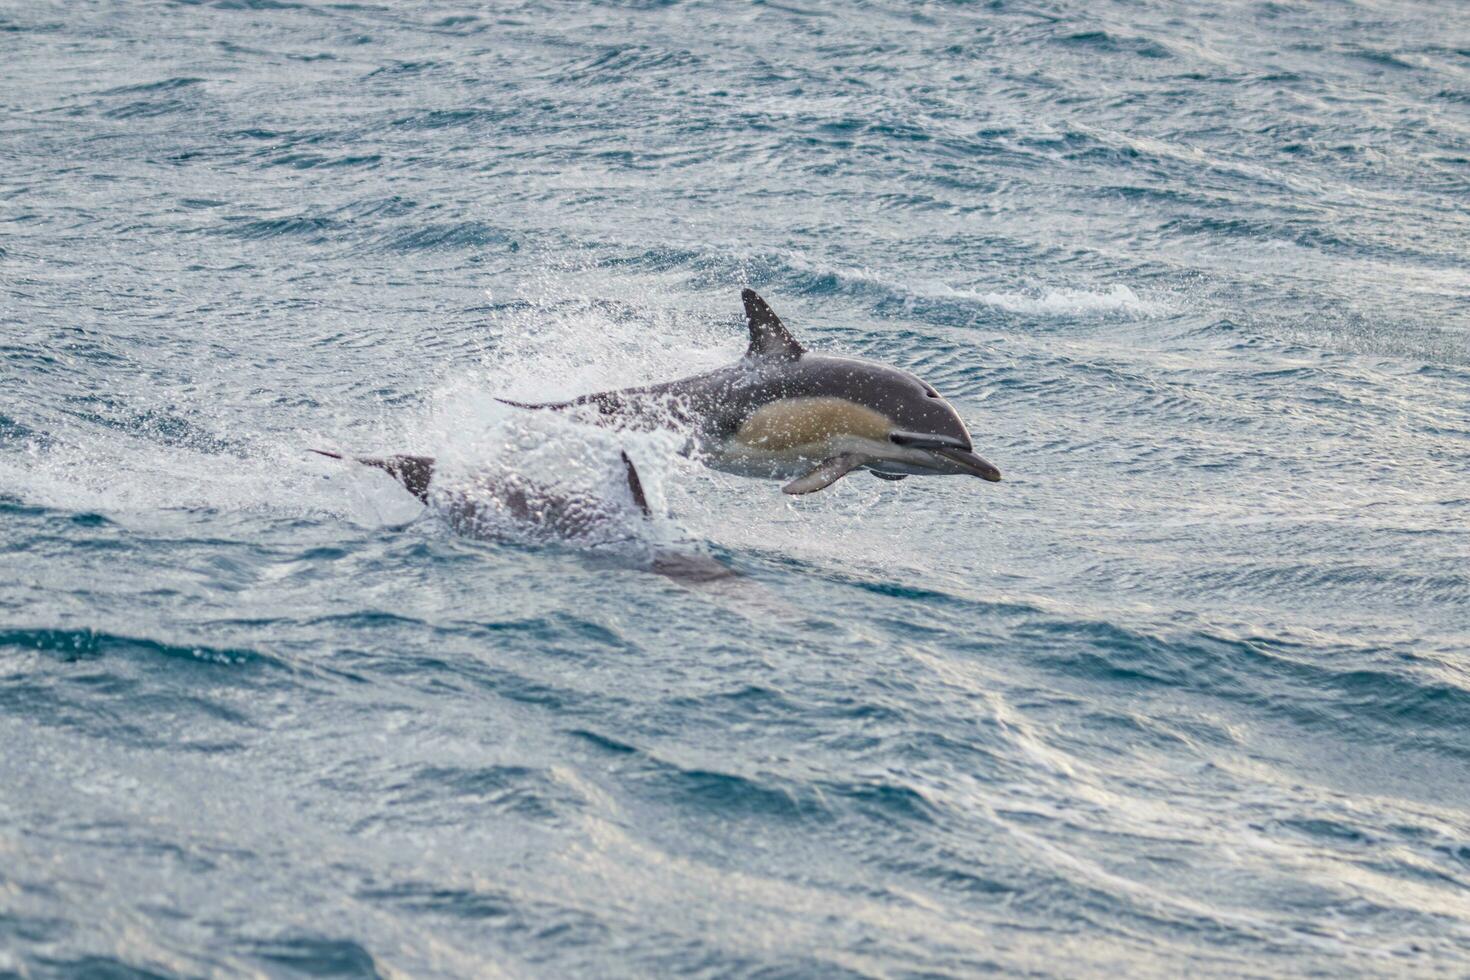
[[312, 449, 435, 503], [742, 289, 805, 360]]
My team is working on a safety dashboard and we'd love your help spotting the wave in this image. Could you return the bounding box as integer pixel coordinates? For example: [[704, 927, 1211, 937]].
[[733, 251, 1175, 320], [935, 282, 1170, 317], [0, 627, 275, 668]]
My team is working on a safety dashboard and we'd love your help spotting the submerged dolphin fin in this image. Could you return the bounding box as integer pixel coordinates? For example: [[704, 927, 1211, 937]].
[[311, 449, 436, 503], [742, 289, 805, 360], [620, 450, 652, 517], [871, 471, 907, 481], [782, 453, 867, 495]]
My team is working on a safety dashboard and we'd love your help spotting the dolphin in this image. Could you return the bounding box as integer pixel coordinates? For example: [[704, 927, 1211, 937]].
[[310, 449, 650, 536], [500, 290, 1002, 495], [311, 449, 737, 583]]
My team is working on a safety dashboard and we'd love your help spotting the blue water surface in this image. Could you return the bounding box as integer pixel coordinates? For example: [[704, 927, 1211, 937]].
[[2, 0, 1468, 976]]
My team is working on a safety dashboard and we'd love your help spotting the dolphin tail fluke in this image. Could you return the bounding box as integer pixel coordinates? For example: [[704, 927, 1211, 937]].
[[312, 449, 436, 504], [495, 397, 564, 410], [495, 393, 632, 420], [782, 453, 868, 495]]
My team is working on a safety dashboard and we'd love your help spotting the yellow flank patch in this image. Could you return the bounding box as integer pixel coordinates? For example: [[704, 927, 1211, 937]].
[[734, 397, 892, 451]]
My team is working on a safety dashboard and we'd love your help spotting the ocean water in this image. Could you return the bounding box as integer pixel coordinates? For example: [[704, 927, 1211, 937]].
[[2, 0, 1468, 975]]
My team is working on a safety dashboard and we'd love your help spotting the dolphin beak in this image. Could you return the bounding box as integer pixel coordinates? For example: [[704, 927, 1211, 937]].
[[935, 447, 1002, 482]]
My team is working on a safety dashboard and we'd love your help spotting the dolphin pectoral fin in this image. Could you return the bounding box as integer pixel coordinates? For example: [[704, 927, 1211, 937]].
[[871, 471, 907, 481], [742, 289, 805, 360], [782, 454, 867, 495], [651, 551, 738, 583]]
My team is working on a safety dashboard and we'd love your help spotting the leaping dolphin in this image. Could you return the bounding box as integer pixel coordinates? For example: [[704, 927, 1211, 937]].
[[501, 290, 1002, 495]]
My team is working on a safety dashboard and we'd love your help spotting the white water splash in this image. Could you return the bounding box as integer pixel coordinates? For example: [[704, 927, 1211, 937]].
[[778, 254, 1172, 319], [942, 282, 1171, 317]]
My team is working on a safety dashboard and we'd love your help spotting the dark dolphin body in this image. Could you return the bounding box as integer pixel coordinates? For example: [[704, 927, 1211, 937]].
[[501, 290, 1002, 494], [311, 448, 647, 527], [312, 449, 735, 583]]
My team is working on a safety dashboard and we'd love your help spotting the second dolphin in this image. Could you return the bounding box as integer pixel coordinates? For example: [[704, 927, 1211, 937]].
[[503, 289, 1002, 495]]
